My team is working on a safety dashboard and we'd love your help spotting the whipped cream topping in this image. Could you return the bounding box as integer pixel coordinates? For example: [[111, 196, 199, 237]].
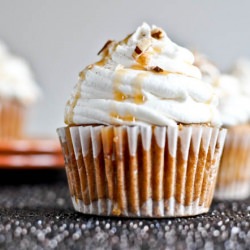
[[0, 41, 40, 105], [65, 23, 221, 127], [232, 58, 250, 96], [214, 59, 250, 127]]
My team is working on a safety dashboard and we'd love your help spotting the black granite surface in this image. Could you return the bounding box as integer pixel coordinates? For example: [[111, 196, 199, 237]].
[[0, 170, 250, 250]]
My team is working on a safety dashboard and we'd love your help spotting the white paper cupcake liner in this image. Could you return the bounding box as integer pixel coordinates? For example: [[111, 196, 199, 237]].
[[57, 125, 226, 218], [215, 125, 250, 200]]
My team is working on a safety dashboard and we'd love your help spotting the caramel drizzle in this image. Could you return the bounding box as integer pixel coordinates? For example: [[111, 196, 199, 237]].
[[123, 33, 132, 44], [97, 40, 114, 56], [110, 69, 148, 122], [132, 72, 147, 104], [81, 35, 170, 124], [153, 46, 162, 54], [110, 112, 136, 123], [113, 70, 147, 104], [113, 69, 127, 102], [137, 53, 150, 67]]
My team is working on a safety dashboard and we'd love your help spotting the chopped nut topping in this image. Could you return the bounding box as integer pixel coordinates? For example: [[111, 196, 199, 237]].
[[151, 30, 163, 39], [134, 46, 142, 55], [152, 66, 164, 73], [97, 40, 114, 55], [123, 33, 132, 44], [133, 38, 151, 59], [79, 70, 85, 79]]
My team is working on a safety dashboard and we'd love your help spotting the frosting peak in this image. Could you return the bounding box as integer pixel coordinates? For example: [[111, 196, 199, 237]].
[[97, 23, 201, 78], [65, 23, 221, 127]]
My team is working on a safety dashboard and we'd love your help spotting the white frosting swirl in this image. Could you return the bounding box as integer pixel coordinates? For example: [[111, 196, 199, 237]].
[[65, 23, 221, 127], [0, 41, 40, 105], [215, 59, 250, 126], [232, 58, 250, 96]]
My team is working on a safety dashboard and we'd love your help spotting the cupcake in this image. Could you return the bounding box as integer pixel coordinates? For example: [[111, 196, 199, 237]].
[[0, 41, 40, 140], [57, 23, 226, 217], [214, 59, 250, 199]]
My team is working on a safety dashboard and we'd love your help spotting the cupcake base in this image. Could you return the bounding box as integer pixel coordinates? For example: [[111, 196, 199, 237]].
[[70, 196, 210, 218], [215, 124, 250, 200], [57, 125, 226, 218]]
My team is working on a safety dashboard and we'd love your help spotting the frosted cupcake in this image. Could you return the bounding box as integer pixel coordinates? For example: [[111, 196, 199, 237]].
[[57, 23, 226, 217], [0, 41, 40, 140], [214, 59, 250, 199]]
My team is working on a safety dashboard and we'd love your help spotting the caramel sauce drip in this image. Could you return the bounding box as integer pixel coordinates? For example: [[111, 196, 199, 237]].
[[79, 70, 85, 79], [137, 53, 150, 67], [95, 58, 108, 67], [130, 65, 145, 71], [123, 33, 132, 44], [110, 68, 148, 122], [132, 73, 147, 104], [134, 93, 145, 104], [114, 91, 126, 102], [153, 47, 162, 53], [113, 70, 147, 104], [113, 69, 127, 102], [110, 112, 135, 122], [97, 40, 114, 56]]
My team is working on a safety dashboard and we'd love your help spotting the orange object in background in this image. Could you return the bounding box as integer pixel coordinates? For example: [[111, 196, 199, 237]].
[[0, 139, 64, 169]]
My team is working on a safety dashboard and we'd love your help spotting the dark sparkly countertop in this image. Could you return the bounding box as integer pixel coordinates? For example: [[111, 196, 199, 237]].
[[0, 170, 250, 250]]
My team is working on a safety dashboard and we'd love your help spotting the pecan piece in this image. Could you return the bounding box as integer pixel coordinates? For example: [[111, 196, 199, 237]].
[[134, 46, 142, 55], [97, 40, 114, 55], [152, 66, 163, 73], [151, 30, 163, 39]]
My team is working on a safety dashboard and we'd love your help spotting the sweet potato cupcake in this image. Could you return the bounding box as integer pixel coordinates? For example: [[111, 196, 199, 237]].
[[214, 60, 250, 199], [0, 41, 40, 140], [57, 23, 226, 217]]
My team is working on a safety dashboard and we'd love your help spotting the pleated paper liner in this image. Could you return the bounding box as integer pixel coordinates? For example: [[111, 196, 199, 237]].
[[57, 125, 226, 218], [215, 125, 250, 200], [0, 100, 26, 140]]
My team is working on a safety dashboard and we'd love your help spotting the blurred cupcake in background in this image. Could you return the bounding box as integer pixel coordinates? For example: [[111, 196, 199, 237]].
[[215, 59, 250, 200], [194, 53, 250, 200], [232, 58, 250, 98], [0, 41, 40, 140]]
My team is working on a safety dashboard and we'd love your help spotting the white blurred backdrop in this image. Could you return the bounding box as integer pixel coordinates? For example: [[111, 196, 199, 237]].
[[0, 0, 249, 136]]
